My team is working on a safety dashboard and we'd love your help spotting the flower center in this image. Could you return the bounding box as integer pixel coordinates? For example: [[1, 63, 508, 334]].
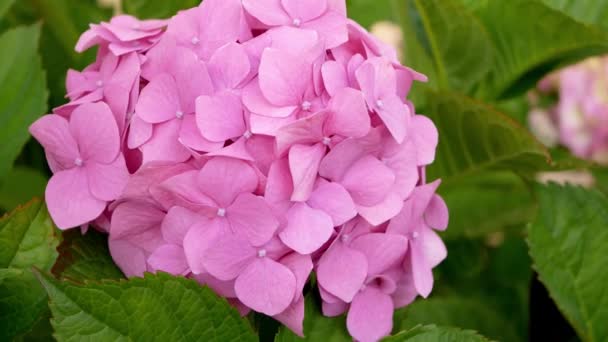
[[243, 131, 252, 139], [217, 208, 226, 217], [376, 99, 384, 109], [257, 249, 267, 258], [411, 231, 419, 239], [301, 101, 312, 111], [74, 158, 84, 167], [322, 136, 331, 146], [175, 111, 184, 119], [340, 234, 350, 243], [96, 80, 104, 88], [191, 36, 200, 45], [292, 18, 302, 27]]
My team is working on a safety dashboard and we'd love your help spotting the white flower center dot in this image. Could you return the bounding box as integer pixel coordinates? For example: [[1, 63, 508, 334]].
[[322, 136, 331, 145], [293, 18, 302, 27], [96, 80, 104, 88], [74, 158, 83, 167], [217, 208, 226, 217], [301, 101, 312, 111], [340, 234, 350, 243], [243, 131, 252, 139], [411, 231, 419, 239], [191, 36, 200, 45], [376, 99, 384, 109], [175, 111, 184, 119], [257, 249, 267, 258]]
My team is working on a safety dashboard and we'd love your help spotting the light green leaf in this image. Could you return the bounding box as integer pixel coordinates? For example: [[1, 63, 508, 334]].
[[0, 0, 16, 19], [474, 0, 608, 99], [393, 297, 519, 342], [0, 199, 59, 340], [0, 268, 22, 282], [384, 325, 491, 342], [528, 184, 608, 342], [0, 24, 47, 181], [123, 0, 201, 19], [37, 271, 257, 342], [540, 0, 608, 29], [53, 229, 124, 282], [423, 91, 550, 183], [401, 0, 493, 92], [275, 296, 350, 342], [0, 166, 47, 211], [347, 0, 399, 29]]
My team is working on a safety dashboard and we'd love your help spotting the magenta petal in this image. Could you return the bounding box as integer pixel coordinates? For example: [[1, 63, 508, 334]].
[[275, 111, 326, 155], [425, 194, 449, 231], [321, 61, 348, 97], [356, 191, 404, 226], [136, 73, 180, 124], [197, 157, 258, 207], [274, 298, 305, 337], [234, 258, 296, 315], [139, 119, 192, 164], [308, 182, 357, 226], [317, 242, 368, 303], [419, 228, 447, 268], [29, 114, 79, 168], [350, 233, 408, 275], [208, 42, 251, 89], [86, 155, 129, 202], [280, 253, 313, 298], [326, 88, 370, 138], [259, 48, 309, 107], [198, 224, 256, 280], [409, 244, 434, 298], [346, 287, 394, 342], [242, 81, 298, 118], [411, 115, 438, 165], [341, 155, 395, 206], [194, 273, 237, 298], [147, 244, 189, 275], [69, 102, 121, 163], [128, 115, 153, 149], [242, 0, 289, 26], [265, 158, 294, 204], [289, 143, 326, 202], [322, 300, 348, 317], [376, 95, 410, 144], [161, 206, 201, 245], [109, 239, 147, 277], [227, 193, 279, 246], [179, 114, 225, 152], [46, 168, 106, 229], [281, 0, 327, 22], [279, 203, 334, 255], [110, 200, 165, 239], [196, 92, 246, 142]]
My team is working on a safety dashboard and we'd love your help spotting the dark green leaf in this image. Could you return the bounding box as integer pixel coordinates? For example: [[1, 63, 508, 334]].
[[37, 271, 257, 341], [52, 229, 124, 282], [347, 0, 399, 29], [528, 184, 608, 342], [123, 0, 201, 19], [0, 0, 16, 19], [0, 24, 47, 181], [0, 166, 47, 211], [384, 325, 491, 342], [540, 0, 608, 29], [0, 199, 59, 340]]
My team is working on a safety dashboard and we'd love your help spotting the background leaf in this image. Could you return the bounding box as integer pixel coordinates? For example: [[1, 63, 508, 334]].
[[123, 0, 201, 19], [385, 325, 491, 342], [528, 184, 608, 342], [540, 0, 608, 29], [0, 199, 59, 339], [0, 166, 46, 212], [38, 271, 257, 342], [0, 0, 16, 19]]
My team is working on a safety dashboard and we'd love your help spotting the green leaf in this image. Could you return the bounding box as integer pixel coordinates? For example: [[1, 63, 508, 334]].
[[393, 297, 519, 342], [0, 166, 47, 211], [123, 0, 201, 19], [384, 325, 491, 342], [474, 0, 608, 99], [347, 0, 399, 29], [0, 199, 59, 339], [52, 229, 124, 282], [0, 24, 47, 181], [0, 268, 22, 282], [423, 91, 550, 183], [540, 0, 608, 29], [275, 295, 350, 342], [37, 271, 257, 341], [402, 0, 493, 92], [439, 172, 535, 239], [528, 184, 608, 342], [0, 0, 16, 19]]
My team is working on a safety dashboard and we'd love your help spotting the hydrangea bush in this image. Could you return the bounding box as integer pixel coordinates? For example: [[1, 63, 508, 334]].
[[28, 1, 447, 340]]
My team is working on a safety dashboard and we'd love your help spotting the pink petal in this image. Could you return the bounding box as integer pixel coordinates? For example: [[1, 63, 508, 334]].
[[376, 95, 410, 144], [346, 287, 394, 342], [196, 0, 244, 61], [194, 273, 237, 298], [249, 112, 296, 136], [140, 119, 192, 165], [259, 48, 309, 107], [289, 143, 325, 201], [265, 158, 294, 205], [234, 258, 296, 315], [419, 228, 447, 268], [350, 233, 408, 275], [302, 10, 348, 49], [280, 253, 313, 298], [85, 154, 129, 201], [318, 138, 368, 182], [208, 42, 251, 89], [150, 170, 216, 211], [46, 168, 106, 229], [197, 157, 258, 207], [411, 115, 439, 165], [279, 203, 334, 254], [281, 0, 327, 22], [274, 298, 305, 337], [322, 300, 348, 317], [69, 102, 120, 163], [109, 239, 147, 277], [409, 244, 434, 298], [242, 81, 298, 118], [381, 139, 419, 199], [161, 206, 202, 245], [147, 244, 189, 275], [110, 200, 165, 239], [179, 114, 225, 152], [326, 88, 370, 138], [425, 194, 449, 231], [276, 111, 326, 155], [321, 61, 348, 97], [242, 0, 290, 26], [136, 73, 180, 124], [29, 115, 79, 169], [317, 242, 368, 302], [307, 182, 357, 226], [128, 115, 153, 149], [196, 92, 246, 142], [341, 155, 395, 206], [356, 191, 404, 226], [206, 137, 255, 161], [227, 193, 280, 246]]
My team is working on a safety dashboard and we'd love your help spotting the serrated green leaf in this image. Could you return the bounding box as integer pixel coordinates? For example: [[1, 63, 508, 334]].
[[275, 295, 350, 342], [384, 325, 491, 342], [423, 91, 550, 183], [37, 271, 257, 342], [0, 199, 59, 339], [393, 297, 519, 342], [528, 184, 608, 342], [52, 229, 124, 282], [0, 24, 47, 181], [123, 0, 201, 19], [540, 0, 608, 29], [474, 0, 608, 99], [401, 0, 492, 92]]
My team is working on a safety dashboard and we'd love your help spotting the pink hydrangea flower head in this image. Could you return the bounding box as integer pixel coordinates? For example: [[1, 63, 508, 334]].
[[30, 1, 448, 340]]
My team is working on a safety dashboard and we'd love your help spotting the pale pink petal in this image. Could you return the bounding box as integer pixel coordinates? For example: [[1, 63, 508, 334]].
[[161, 206, 202, 245], [318, 138, 368, 182], [259, 48, 309, 107], [208, 42, 251, 89], [382, 139, 419, 199], [196, 92, 246, 142], [197, 0, 244, 61], [307, 182, 357, 226], [227, 193, 280, 246], [322, 300, 348, 317], [242, 81, 298, 118], [289, 143, 326, 201], [376, 95, 410, 144], [235, 258, 296, 315], [409, 244, 434, 298], [326, 88, 370, 138], [392, 272, 418, 308], [29, 115, 79, 168], [136, 73, 180, 124], [150, 170, 216, 211], [139, 120, 192, 165], [265, 158, 294, 205], [206, 137, 255, 161], [279, 203, 334, 254], [109, 239, 147, 277], [281, 0, 327, 22], [242, 0, 290, 26], [350, 233, 408, 275], [341, 155, 395, 206], [197, 157, 258, 207], [69, 102, 120, 163], [110, 200, 165, 239], [346, 287, 394, 342], [426, 194, 449, 231], [268, 27, 321, 58], [194, 273, 237, 298], [276, 111, 326, 155], [179, 114, 225, 152], [419, 228, 447, 268], [46, 168, 106, 229], [321, 61, 348, 96], [249, 112, 296, 136], [411, 115, 439, 165], [302, 10, 348, 49], [148, 244, 189, 275], [85, 154, 129, 201], [317, 242, 368, 303], [280, 253, 313, 298], [128, 115, 153, 149], [274, 298, 305, 337], [356, 191, 404, 226]]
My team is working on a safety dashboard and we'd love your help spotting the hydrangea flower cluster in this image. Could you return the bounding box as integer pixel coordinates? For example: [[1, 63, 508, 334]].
[[530, 56, 608, 163], [29, 1, 448, 340]]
